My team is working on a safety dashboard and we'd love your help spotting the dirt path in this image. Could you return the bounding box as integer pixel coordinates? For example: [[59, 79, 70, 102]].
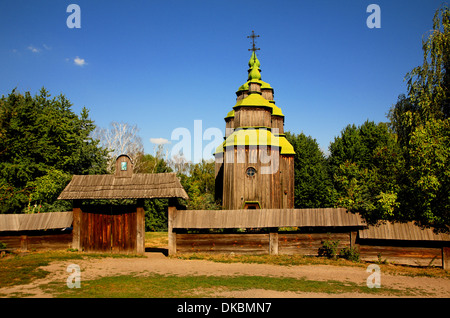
[[1, 252, 449, 298]]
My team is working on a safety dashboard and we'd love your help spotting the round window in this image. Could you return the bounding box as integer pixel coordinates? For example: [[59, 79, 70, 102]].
[[246, 167, 256, 177]]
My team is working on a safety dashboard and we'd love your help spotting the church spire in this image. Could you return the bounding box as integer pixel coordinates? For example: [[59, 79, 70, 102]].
[[248, 51, 261, 69], [248, 57, 261, 81], [247, 31, 262, 82]]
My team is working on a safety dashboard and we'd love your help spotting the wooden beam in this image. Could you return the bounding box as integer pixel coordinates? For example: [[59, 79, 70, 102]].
[[168, 203, 177, 256], [442, 246, 450, 270], [350, 231, 359, 250], [136, 201, 145, 255], [269, 229, 278, 255], [20, 235, 28, 251], [72, 204, 82, 251]]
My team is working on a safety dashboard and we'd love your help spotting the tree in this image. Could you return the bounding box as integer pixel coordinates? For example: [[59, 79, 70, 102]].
[[387, 5, 450, 232], [92, 121, 144, 173], [0, 88, 108, 213], [285, 131, 335, 208], [179, 159, 219, 210], [407, 118, 449, 231], [328, 121, 403, 223]]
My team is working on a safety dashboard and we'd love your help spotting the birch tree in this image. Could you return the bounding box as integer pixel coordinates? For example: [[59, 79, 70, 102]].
[[93, 121, 144, 173]]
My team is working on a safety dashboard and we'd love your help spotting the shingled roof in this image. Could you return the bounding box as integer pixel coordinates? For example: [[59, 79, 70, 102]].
[[58, 173, 189, 200], [359, 221, 450, 241], [0, 212, 73, 232]]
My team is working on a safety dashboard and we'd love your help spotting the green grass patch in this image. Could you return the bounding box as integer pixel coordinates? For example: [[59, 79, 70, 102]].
[[145, 232, 168, 249], [0, 251, 142, 288], [43, 273, 405, 298], [174, 253, 366, 268], [173, 253, 450, 279]]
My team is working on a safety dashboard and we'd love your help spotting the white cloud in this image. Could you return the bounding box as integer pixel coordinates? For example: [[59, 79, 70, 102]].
[[27, 45, 40, 53], [74, 56, 87, 66], [150, 138, 170, 145]]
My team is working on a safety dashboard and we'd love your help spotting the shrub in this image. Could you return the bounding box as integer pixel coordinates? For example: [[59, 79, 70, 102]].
[[318, 239, 340, 259], [339, 246, 360, 262]]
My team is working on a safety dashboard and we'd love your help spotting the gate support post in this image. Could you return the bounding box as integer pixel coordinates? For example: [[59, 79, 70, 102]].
[[72, 200, 82, 251], [443, 246, 449, 270], [136, 199, 145, 255], [168, 199, 177, 256]]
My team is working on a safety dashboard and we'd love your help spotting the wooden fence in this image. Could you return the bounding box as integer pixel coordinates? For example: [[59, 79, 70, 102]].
[[168, 208, 366, 256], [168, 207, 450, 269]]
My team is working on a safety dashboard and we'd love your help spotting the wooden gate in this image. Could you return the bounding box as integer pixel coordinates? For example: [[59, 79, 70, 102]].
[[80, 205, 137, 253]]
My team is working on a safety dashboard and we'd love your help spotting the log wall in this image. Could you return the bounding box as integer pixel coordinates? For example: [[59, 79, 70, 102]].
[[0, 232, 72, 251], [169, 208, 449, 268]]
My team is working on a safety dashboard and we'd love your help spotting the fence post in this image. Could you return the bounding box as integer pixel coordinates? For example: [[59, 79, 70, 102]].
[[136, 199, 145, 255], [168, 200, 177, 256], [269, 228, 278, 255], [72, 200, 82, 251], [442, 246, 449, 270], [350, 231, 359, 250], [20, 235, 28, 251]]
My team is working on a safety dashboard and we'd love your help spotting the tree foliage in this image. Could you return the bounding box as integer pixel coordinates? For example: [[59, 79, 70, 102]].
[[285, 131, 334, 208], [387, 5, 450, 232], [328, 121, 403, 224], [0, 88, 108, 213], [178, 159, 219, 210]]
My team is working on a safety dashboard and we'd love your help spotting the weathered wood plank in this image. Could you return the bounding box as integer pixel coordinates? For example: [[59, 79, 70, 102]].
[[176, 233, 269, 254], [359, 245, 443, 267], [443, 247, 450, 270], [0, 233, 72, 250], [168, 205, 177, 256], [172, 208, 365, 229], [278, 233, 350, 255]]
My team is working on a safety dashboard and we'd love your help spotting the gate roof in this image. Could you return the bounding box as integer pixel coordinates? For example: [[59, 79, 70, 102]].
[[58, 173, 188, 200]]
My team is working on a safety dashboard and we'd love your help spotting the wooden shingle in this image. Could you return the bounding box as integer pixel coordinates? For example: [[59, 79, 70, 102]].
[[359, 221, 450, 241], [0, 212, 73, 231], [172, 208, 366, 229], [58, 173, 188, 200]]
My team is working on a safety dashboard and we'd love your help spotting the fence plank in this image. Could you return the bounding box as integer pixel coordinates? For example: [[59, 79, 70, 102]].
[[172, 208, 365, 229]]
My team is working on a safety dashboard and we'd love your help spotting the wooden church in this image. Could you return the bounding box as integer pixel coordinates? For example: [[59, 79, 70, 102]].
[[215, 33, 295, 209]]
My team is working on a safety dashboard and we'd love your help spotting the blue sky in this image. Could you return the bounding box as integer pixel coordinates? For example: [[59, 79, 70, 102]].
[[0, 0, 444, 161]]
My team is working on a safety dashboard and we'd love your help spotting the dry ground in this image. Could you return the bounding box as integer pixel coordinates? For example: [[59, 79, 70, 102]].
[[1, 251, 449, 298]]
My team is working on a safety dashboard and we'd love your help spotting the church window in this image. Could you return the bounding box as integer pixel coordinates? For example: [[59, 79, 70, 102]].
[[246, 167, 256, 177]]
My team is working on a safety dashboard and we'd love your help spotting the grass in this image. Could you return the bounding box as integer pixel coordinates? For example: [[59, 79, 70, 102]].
[[175, 253, 366, 267], [145, 231, 168, 249], [43, 273, 405, 298], [0, 232, 447, 298], [0, 250, 141, 288], [173, 253, 450, 279]]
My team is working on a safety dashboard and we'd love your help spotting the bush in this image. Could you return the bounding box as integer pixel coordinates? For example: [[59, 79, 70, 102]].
[[318, 239, 340, 259], [339, 246, 360, 262]]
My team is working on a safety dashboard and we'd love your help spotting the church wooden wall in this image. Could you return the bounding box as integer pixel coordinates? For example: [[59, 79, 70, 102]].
[[271, 116, 284, 134], [261, 89, 273, 101], [280, 154, 294, 208], [234, 107, 271, 128], [225, 118, 234, 136], [222, 146, 293, 209]]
